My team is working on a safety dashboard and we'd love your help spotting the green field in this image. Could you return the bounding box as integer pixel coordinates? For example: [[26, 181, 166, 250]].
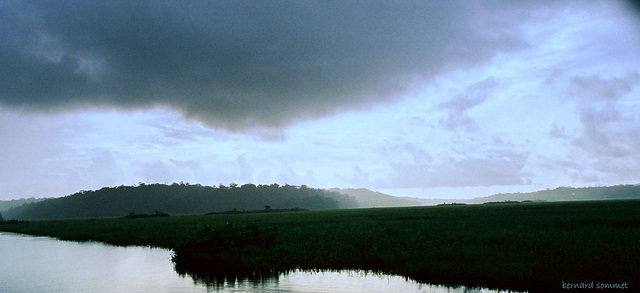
[[1, 200, 639, 292]]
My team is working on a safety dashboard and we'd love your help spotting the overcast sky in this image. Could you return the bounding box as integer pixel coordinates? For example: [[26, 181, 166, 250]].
[[1, 0, 639, 200]]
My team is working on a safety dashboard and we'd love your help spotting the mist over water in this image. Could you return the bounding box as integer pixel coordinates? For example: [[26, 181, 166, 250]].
[[0, 232, 517, 293]]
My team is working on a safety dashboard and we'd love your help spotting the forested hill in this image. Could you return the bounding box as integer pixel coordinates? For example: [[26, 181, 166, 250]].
[[2, 183, 358, 220], [469, 184, 640, 203], [329, 188, 420, 207], [0, 197, 47, 212]]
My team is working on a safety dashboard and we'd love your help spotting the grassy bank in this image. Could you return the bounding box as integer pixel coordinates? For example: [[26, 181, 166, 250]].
[[2, 200, 639, 292]]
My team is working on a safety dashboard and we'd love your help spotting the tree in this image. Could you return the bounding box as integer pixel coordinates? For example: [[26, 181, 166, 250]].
[[0, 212, 4, 222], [3, 183, 354, 220]]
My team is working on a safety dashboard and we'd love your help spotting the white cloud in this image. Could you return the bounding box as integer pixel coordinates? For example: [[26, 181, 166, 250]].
[[566, 72, 640, 157], [437, 77, 499, 132], [86, 150, 121, 186]]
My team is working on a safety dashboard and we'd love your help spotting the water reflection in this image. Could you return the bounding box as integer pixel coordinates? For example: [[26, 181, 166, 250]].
[[182, 269, 516, 293], [0, 232, 206, 293], [175, 265, 280, 292], [1, 232, 519, 293]]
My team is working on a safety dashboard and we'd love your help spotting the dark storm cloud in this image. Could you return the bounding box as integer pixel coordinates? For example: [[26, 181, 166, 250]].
[[0, 0, 532, 131]]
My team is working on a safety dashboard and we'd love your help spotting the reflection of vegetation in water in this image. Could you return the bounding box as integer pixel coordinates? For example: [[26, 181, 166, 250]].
[[186, 271, 278, 291], [175, 263, 279, 291]]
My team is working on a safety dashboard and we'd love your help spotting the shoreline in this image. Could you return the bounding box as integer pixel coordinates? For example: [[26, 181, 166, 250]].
[[2, 200, 639, 292]]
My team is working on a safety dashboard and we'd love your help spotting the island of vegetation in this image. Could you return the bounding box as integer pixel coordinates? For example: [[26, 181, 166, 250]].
[[1, 197, 638, 293], [123, 211, 170, 219]]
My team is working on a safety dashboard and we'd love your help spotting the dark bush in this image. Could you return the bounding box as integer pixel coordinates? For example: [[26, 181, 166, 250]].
[[172, 223, 279, 278]]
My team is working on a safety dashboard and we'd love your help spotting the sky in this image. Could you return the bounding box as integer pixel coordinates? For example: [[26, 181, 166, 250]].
[[1, 0, 639, 200]]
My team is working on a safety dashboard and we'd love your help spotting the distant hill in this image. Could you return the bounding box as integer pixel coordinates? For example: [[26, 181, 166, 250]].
[[330, 188, 420, 208], [0, 197, 47, 212], [2, 183, 358, 220], [468, 185, 640, 203]]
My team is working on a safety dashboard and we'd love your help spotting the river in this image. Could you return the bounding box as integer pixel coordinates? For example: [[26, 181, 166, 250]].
[[0, 232, 512, 292]]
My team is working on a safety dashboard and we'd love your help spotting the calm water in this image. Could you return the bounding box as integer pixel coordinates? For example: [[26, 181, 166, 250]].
[[0, 232, 512, 292]]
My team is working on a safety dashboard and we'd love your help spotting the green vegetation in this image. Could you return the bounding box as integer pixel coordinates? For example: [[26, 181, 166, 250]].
[[123, 211, 170, 219], [437, 202, 467, 206], [2, 183, 357, 220], [1, 200, 639, 292], [173, 222, 279, 277], [470, 184, 640, 203], [206, 207, 307, 215]]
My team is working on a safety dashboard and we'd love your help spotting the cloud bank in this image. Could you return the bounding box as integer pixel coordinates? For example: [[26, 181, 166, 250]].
[[0, 0, 535, 131]]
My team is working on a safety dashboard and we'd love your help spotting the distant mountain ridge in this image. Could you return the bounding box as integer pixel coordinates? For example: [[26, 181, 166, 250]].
[[467, 185, 640, 203], [2, 183, 358, 220], [0, 197, 47, 212], [329, 188, 420, 207], [332, 185, 640, 206], [4, 184, 638, 220]]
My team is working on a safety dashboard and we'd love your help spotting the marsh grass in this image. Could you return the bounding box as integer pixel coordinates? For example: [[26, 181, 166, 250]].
[[1, 200, 639, 292]]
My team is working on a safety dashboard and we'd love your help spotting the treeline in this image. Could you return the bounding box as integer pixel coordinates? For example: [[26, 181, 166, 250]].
[[470, 184, 640, 203], [2, 183, 358, 220], [328, 188, 420, 207], [0, 197, 47, 212]]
